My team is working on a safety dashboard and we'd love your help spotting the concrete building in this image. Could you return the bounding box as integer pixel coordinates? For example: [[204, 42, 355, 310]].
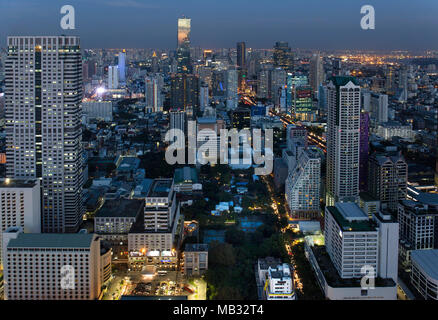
[[411, 249, 438, 300], [3, 229, 108, 300], [5, 36, 84, 233], [265, 263, 296, 300], [0, 179, 41, 266], [326, 77, 361, 205], [108, 65, 119, 89], [309, 54, 324, 95], [173, 167, 202, 193], [368, 151, 407, 211], [183, 243, 208, 276], [128, 179, 183, 268], [370, 92, 388, 123], [82, 101, 113, 123]]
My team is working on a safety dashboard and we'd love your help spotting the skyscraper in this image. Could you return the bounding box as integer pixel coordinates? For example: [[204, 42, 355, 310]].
[[145, 75, 163, 112], [108, 65, 119, 89], [309, 54, 324, 95], [273, 41, 293, 72], [325, 76, 361, 205], [5, 36, 84, 233], [359, 111, 370, 192], [170, 73, 199, 110], [177, 17, 191, 48], [118, 50, 126, 84], [236, 42, 246, 91], [236, 42, 246, 68], [368, 150, 407, 211], [226, 68, 238, 110], [177, 17, 192, 73]]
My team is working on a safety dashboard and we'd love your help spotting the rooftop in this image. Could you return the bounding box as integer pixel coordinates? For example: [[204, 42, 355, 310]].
[[328, 76, 359, 87], [185, 243, 208, 252], [0, 179, 38, 189], [174, 167, 198, 184], [7, 233, 95, 249], [148, 179, 173, 198], [411, 249, 438, 280], [95, 199, 144, 218], [327, 203, 377, 232]]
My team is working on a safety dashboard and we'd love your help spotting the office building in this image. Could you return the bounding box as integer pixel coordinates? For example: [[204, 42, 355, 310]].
[[226, 68, 239, 110], [183, 243, 208, 276], [231, 107, 251, 130], [82, 101, 113, 123], [199, 83, 209, 111], [128, 179, 183, 267], [310, 54, 324, 95], [411, 249, 438, 300], [170, 73, 199, 110], [145, 75, 163, 112], [398, 200, 438, 253], [5, 36, 84, 233], [273, 42, 293, 72], [359, 111, 370, 192], [177, 17, 192, 73], [325, 76, 361, 205], [368, 151, 407, 211], [370, 92, 388, 123], [118, 50, 126, 84], [0, 179, 41, 266], [108, 66, 119, 89], [3, 229, 108, 300]]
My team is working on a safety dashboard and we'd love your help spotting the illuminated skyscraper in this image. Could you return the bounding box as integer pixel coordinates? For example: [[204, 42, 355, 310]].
[[177, 17, 192, 73], [236, 42, 246, 68], [177, 17, 191, 48], [236, 42, 246, 91], [326, 76, 361, 205], [273, 41, 293, 72], [309, 54, 324, 95], [118, 50, 126, 84], [108, 65, 119, 89], [5, 36, 84, 233]]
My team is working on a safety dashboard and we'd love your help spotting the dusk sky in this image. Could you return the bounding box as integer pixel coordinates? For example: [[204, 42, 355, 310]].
[[1, 0, 437, 50]]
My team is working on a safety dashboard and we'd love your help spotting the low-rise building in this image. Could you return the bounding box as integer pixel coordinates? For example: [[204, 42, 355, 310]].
[[183, 243, 208, 276], [265, 263, 296, 300]]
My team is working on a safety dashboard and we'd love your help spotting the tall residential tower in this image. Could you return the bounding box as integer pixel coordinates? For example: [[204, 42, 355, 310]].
[[5, 36, 84, 233]]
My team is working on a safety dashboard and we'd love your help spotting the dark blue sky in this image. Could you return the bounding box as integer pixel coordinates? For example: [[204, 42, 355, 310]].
[[1, 0, 437, 50]]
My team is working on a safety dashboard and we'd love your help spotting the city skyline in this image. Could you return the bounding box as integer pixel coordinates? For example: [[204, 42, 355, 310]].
[[1, 0, 438, 50]]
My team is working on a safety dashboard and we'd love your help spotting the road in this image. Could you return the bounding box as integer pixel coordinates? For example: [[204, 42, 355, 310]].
[[262, 175, 303, 293]]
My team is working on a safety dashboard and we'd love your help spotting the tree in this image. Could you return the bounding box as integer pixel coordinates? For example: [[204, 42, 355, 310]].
[[208, 241, 236, 267], [225, 226, 245, 246]]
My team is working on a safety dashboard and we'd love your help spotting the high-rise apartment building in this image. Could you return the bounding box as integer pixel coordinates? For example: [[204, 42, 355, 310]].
[[144, 75, 163, 112], [370, 92, 388, 123], [108, 65, 119, 89], [368, 151, 407, 211], [359, 111, 370, 192], [118, 50, 126, 84], [310, 54, 324, 95], [5, 36, 84, 233], [324, 202, 398, 281], [325, 76, 361, 205], [170, 73, 199, 110]]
